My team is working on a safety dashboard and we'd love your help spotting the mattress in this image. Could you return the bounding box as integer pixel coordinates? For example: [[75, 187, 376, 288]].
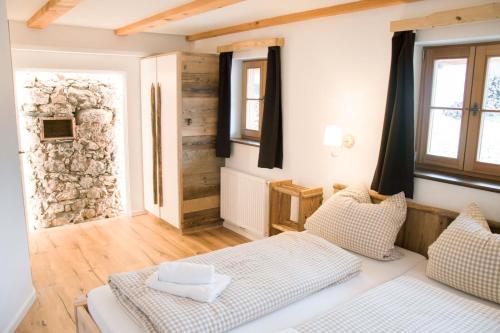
[[88, 247, 425, 333], [403, 261, 500, 310], [289, 276, 500, 333]]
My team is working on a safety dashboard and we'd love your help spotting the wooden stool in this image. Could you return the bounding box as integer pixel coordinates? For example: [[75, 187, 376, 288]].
[[269, 180, 323, 235]]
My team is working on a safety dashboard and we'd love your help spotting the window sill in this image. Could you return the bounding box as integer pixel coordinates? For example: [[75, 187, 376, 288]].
[[415, 169, 500, 194], [231, 138, 260, 147]]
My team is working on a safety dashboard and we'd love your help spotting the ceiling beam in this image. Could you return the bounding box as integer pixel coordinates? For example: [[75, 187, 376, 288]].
[[217, 37, 284, 53], [115, 0, 244, 36], [391, 2, 500, 32], [27, 0, 80, 29], [186, 0, 422, 41]]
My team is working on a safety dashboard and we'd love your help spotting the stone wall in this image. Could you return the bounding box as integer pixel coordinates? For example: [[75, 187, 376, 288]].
[[19, 74, 122, 228]]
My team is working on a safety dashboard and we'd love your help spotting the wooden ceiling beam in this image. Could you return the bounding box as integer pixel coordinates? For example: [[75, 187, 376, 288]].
[[391, 2, 500, 32], [186, 0, 422, 41], [115, 0, 244, 36], [27, 0, 80, 29]]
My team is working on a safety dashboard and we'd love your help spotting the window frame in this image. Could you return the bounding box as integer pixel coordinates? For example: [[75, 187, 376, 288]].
[[464, 43, 500, 176], [241, 59, 267, 141], [416, 42, 500, 182]]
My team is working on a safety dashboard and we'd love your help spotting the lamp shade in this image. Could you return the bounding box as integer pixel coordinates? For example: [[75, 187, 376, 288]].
[[323, 125, 343, 147]]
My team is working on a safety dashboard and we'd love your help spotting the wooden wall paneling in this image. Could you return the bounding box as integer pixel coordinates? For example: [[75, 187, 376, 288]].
[[182, 53, 219, 97], [182, 137, 223, 200], [183, 208, 221, 230], [182, 72, 219, 97], [182, 53, 220, 72], [182, 97, 218, 136], [180, 53, 223, 232], [182, 171, 222, 200], [183, 195, 220, 214]]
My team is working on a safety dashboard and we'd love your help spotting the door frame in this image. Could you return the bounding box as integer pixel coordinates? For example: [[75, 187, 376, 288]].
[[13, 68, 132, 230]]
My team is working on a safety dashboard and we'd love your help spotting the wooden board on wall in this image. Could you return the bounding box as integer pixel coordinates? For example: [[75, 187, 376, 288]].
[[182, 97, 218, 136], [182, 53, 219, 97], [182, 136, 223, 201], [180, 53, 223, 231]]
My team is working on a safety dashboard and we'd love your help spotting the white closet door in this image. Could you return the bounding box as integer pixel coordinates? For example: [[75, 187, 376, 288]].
[[157, 54, 181, 228], [140, 57, 160, 217]]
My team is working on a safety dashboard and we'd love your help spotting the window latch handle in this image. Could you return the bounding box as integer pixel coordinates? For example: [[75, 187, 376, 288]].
[[471, 103, 479, 115]]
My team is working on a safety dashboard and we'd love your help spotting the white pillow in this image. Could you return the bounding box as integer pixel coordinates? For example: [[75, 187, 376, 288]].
[[427, 203, 500, 304], [305, 186, 407, 260]]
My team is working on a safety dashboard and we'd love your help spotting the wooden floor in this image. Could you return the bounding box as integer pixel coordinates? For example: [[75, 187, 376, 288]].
[[17, 214, 248, 333]]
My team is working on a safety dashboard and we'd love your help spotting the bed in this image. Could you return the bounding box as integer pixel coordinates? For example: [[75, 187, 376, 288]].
[[86, 246, 424, 333], [74, 184, 500, 333], [404, 261, 500, 309], [284, 261, 500, 333]]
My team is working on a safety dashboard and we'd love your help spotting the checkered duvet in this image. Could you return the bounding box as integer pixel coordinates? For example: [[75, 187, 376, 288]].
[[289, 276, 500, 333], [108, 231, 361, 333]]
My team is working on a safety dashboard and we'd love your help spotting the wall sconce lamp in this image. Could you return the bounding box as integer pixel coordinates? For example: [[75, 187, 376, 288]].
[[323, 125, 355, 157]]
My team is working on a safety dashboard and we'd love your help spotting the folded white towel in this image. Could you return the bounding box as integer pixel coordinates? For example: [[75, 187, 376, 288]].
[[146, 272, 231, 303], [157, 262, 215, 285]]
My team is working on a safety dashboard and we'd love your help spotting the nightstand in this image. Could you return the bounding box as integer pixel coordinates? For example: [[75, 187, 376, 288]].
[[269, 180, 323, 235]]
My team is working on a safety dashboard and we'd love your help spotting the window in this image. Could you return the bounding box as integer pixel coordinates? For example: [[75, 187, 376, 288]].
[[241, 60, 267, 141], [40, 117, 76, 141], [417, 42, 500, 182]]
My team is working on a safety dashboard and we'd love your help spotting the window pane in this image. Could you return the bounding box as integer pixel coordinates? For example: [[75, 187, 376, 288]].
[[245, 100, 260, 131], [427, 108, 462, 158], [246, 68, 261, 99], [431, 58, 467, 108], [483, 57, 500, 110], [477, 112, 500, 165]]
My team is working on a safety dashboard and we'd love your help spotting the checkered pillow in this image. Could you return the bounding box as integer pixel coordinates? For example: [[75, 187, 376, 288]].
[[305, 186, 407, 260], [427, 203, 500, 304]]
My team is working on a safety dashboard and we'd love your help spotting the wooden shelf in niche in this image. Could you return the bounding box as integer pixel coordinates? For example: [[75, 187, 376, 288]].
[[40, 117, 76, 142], [269, 180, 323, 236]]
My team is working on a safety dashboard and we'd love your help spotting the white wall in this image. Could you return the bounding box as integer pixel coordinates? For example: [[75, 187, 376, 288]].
[[0, 0, 35, 331], [192, 0, 500, 220], [9, 23, 191, 215], [8, 21, 189, 57]]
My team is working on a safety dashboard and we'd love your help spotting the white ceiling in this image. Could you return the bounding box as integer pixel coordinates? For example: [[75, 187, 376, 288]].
[[6, 0, 351, 35]]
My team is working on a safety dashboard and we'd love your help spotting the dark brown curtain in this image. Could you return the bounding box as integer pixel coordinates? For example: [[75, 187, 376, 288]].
[[258, 46, 283, 169], [215, 52, 233, 158], [371, 31, 415, 198]]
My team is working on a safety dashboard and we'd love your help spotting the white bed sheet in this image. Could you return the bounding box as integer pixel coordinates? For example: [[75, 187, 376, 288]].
[[403, 261, 500, 310], [88, 247, 425, 333]]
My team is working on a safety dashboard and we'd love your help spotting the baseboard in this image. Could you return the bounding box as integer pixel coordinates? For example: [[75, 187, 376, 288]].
[[131, 210, 147, 217], [5, 286, 36, 333], [223, 221, 266, 241]]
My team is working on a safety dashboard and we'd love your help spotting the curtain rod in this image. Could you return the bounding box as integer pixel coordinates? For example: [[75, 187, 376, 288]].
[[217, 38, 284, 53]]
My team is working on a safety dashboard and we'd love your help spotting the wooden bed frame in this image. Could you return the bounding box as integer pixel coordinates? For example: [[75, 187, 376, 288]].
[[74, 184, 500, 333]]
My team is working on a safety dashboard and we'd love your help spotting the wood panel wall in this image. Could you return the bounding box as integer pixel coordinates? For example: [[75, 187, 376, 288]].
[[180, 53, 224, 231]]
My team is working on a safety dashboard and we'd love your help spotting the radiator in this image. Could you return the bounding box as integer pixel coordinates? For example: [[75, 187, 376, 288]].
[[221, 167, 269, 238]]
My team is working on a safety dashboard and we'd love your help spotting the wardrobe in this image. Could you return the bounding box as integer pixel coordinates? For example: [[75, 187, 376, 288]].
[[141, 52, 224, 232]]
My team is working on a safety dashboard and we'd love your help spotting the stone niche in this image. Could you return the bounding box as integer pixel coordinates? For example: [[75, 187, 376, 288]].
[[18, 73, 123, 229]]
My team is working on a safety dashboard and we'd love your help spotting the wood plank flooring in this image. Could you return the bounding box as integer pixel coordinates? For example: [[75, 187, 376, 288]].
[[17, 214, 248, 333]]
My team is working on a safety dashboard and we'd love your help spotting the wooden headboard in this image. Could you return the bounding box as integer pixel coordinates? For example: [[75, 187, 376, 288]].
[[333, 184, 500, 258]]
